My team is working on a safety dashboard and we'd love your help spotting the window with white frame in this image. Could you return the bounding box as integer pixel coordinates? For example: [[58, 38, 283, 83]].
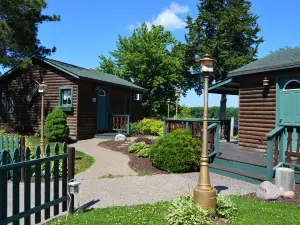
[[59, 87, 73, 107]]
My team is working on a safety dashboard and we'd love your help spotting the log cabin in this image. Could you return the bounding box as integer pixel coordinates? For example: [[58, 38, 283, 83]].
[[0, 57, 146, 140]]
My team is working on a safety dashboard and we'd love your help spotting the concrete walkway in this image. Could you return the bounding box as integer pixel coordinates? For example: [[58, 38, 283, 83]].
[[71, 139, 257, 209]]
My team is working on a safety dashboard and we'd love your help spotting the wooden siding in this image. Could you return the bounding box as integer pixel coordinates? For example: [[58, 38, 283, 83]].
[[237, 67, 300, 151], [77, 81, 144, 139], [0, 62, 78, 137]]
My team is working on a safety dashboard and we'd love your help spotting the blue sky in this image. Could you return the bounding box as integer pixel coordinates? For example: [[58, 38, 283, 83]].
[[37, 0, 300, 107]]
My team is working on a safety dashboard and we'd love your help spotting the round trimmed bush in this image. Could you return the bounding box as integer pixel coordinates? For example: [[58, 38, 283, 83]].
[[45, 108, 69, 141], [149, 129, 201, 173]]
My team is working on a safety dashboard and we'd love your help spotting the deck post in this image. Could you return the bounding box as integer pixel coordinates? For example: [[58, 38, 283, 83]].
[[185, 122, 190, 131], [278, 130, 284, 163], [215, 123, 220, 156], [266, 137, 274, 180], [127, 115, 130, 135]]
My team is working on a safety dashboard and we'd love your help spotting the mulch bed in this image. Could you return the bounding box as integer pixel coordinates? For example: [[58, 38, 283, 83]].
[[98, 137, 168, 175], [245, 184, 300, 205]]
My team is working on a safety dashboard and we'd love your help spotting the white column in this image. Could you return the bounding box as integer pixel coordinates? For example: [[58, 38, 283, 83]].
[[230, 117, 234, 137]]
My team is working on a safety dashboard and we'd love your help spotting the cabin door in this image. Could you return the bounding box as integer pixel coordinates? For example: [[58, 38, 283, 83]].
[[97, 89, 108, 131], [278, 77, 300, 150]]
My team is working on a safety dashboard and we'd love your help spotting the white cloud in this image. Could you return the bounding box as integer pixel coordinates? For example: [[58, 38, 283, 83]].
[[129, 2, 189, 31]]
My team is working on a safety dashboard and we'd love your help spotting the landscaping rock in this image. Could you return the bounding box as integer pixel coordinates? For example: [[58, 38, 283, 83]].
[[256, 181, 282, 200], [283, 191, 295, 198], [115, 134, 127, 141]]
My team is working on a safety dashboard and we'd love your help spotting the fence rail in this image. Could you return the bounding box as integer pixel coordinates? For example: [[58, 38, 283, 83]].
[[0, 143, 75, 225]]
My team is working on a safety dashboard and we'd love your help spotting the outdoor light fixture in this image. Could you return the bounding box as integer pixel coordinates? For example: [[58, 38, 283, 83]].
[[68, 179, 81, 194], [263, 77, 270, 86], [175, 90, 182, 97], [38, 82, 48, 94], [194, 53, 217, 209], [198, 53, 214, 73]]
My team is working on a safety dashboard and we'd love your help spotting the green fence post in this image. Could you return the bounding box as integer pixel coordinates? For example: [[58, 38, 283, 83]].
[[12, 149, 20, 225], [35, 146, 41, 224], [185, 122, 190, 131], [266, 137, 274, 180], [4, 133, 8, 151], [163, 119, 167, 136], [0, 150, 8, 222], [9, 134, 14, 179], [44, 144, 51, 219], [0, 134, 3, 153], [62, 143, 68, 212], [24, 147, 31, 225], [68, 146, 75, 214], [53, 143, 60, 216]]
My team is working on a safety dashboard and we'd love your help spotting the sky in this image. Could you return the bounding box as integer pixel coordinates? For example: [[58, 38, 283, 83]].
[[36, 0, 300, 107]]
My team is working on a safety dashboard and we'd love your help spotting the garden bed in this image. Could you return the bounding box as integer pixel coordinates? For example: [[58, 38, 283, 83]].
[[98, 138, 167, 175], [245, 184, 300, 205]]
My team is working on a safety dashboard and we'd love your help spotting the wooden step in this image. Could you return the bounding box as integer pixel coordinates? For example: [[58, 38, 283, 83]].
[[209, 163, 266, 184]]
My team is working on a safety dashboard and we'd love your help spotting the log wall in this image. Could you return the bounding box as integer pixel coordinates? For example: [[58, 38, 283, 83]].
[[0, 61, 78, 137]]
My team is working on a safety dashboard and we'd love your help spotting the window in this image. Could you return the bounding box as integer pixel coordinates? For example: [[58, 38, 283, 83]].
[[124, 95, 131, 114], [98, 89, 106, 96], [5, 90, 15, 113], [283, 80, 300, 91], [59, 87, 73, 107]]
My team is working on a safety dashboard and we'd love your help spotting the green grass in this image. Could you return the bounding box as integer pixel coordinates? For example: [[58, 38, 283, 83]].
[[99, 173, 125, 179], [47, 196, 300, 225], [27, 137, 95, 174], [138, 171, 152, 176]]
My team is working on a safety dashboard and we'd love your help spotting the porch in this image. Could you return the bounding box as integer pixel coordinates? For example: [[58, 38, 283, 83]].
[[164, 119, 300, 184]]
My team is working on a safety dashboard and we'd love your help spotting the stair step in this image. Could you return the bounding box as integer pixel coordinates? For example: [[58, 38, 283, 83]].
[[209, 163, 266, 184]]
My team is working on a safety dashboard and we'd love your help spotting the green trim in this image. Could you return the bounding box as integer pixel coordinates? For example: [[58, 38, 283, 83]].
[[208, 78, 233, 91], [59, 86, 73, 107], [229, 63, 300, 77], [266, 126, 284, 139], [58, 106, 73, 112]]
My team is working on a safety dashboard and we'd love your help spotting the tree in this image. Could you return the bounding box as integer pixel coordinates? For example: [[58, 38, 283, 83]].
[[0, 0, 60, 70], [96, 23, 189, 116], [185, 0, 263, 118]]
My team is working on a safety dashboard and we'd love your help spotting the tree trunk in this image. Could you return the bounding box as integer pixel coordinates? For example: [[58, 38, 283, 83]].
[[275, 167, 295, 192]]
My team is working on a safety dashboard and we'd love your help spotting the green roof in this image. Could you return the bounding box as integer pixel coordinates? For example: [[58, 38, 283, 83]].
[[229, 47, 300, 77], [0, 57, 146, 92]]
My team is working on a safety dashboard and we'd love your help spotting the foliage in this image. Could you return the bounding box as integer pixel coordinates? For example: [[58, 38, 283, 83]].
[[45, 108, 69, 141], [190, 106, 238, 119], [0, 124, 14, 134], [216, 195, 237, 220], [138, 118, 163, 136], [185, 0, 263, 95], [96, 23, 190, 116], [178, 105, 194, 118], [166, 194, 212, 225], [130, 122, 142, 136], [149, 129, 201, 173], [129, 142, 150, 158], [0, 0, 60, 70], [99, 173, 124, 179]]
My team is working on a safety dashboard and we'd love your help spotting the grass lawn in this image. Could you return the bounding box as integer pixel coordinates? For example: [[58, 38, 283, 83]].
[[48, 196, 300, 225], [27, 137, 95, 174]]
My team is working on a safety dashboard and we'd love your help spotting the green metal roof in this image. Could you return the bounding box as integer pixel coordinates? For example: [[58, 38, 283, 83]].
[[40, 57, 146, 92], [229, 47, 300, 77], [208, 78, 239, 95], [0, 57, 146, 92]]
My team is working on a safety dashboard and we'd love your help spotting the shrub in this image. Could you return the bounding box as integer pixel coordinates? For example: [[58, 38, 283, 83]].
[[138, 118, 163, 136], [45, 108, 69, 141], [130, 122, 142, 135], [216, 195, 237, 220], [149, 129, 201, 173], [166, 194, 212, 225], [129, 142, 150, 158]]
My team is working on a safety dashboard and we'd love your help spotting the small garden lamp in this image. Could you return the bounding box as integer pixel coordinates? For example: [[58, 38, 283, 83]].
[[194, 54, 217, 209], [175, 90, 182, 118], [38, 82, 47, 153]]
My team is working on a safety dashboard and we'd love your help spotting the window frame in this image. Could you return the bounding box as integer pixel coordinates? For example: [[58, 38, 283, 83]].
[[59, 86, 73, 107], [283, 79, 300, 91], [5, 90, 15, 114]]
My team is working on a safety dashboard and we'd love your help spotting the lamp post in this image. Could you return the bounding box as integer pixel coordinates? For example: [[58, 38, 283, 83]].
[[38, 82, 47, 154], [175, 90, 181, 118], [167, 98, 170, 118], [193, 54, 217, 209]]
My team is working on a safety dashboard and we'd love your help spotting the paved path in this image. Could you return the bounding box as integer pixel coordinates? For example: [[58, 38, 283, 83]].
[[71, 139, 257, 209]]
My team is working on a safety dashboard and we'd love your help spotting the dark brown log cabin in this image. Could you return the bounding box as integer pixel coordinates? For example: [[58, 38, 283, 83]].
[[209, 47, 300, 151], [0, 57, 146, 140]]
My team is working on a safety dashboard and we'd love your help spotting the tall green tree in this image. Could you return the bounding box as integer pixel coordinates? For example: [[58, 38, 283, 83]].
[[185, 0, 263, 118], [0, 0, 60, 70], [96, 23, 189, 116]]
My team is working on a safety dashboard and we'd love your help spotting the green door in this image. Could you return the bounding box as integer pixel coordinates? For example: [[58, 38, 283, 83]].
[[97, 89, 108, 131], [278, 77, 300, 150]]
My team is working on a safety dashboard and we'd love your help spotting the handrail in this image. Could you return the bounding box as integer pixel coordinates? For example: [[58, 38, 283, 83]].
[[165, 118, 223, 123], [208, 123, 218, 131], [266, 126, 284, 139]]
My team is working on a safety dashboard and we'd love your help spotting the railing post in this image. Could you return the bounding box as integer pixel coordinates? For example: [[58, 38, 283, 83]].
[[185, 122, 190, 131], [266, 137, 274, 180], [163, 119, 167, 136], [127, 115, 130, 135], [279, 130, 284, 163], [68, 146, 75, 214], [215, 123, 220, 156]]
